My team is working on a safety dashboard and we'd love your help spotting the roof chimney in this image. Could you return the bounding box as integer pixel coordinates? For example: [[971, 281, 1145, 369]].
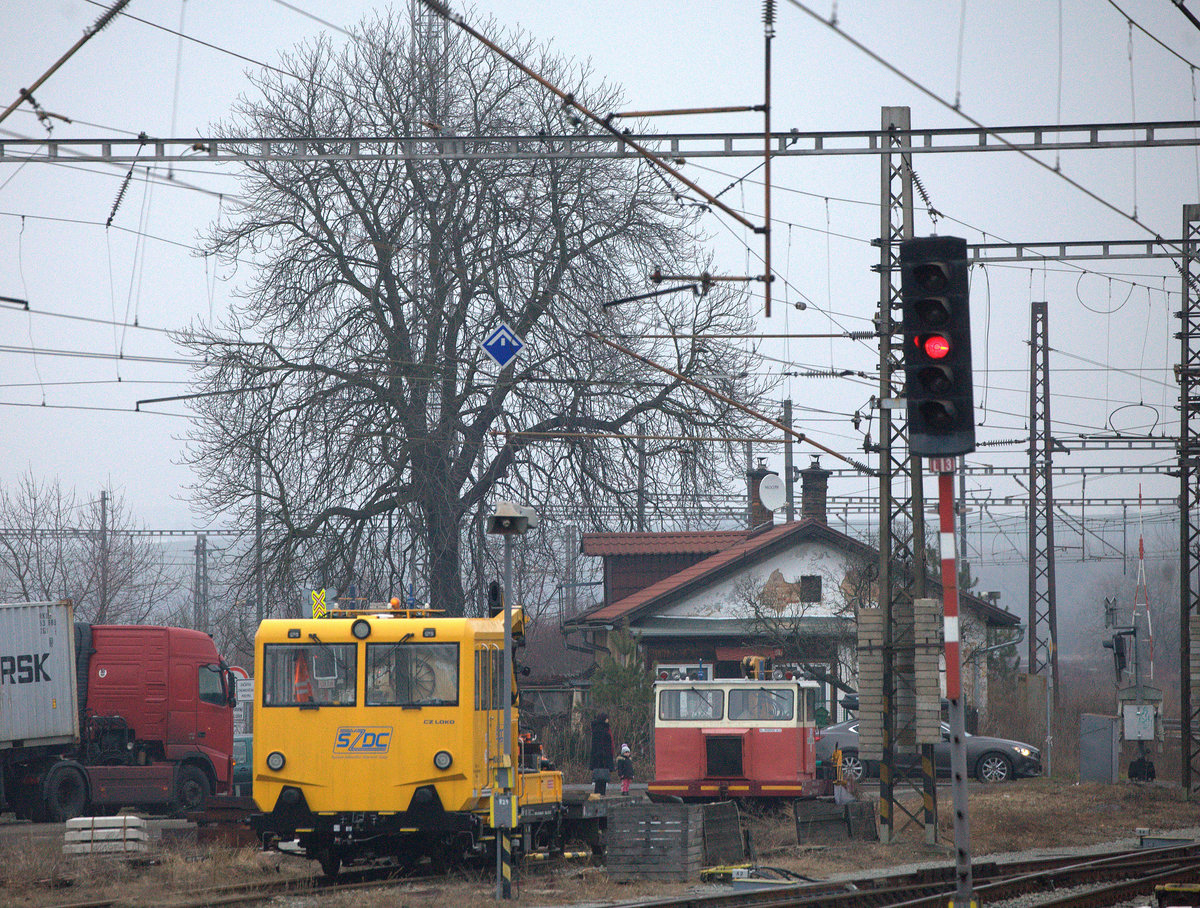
[[746, 457, 775, 530], [800, 455, 830, 524]]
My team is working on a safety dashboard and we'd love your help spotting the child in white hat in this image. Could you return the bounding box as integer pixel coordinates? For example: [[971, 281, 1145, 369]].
[[617, 744, 634, 795]]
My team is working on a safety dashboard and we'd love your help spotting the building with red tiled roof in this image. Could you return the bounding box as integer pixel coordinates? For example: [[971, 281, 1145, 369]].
[[568, 459, 1020, 723]]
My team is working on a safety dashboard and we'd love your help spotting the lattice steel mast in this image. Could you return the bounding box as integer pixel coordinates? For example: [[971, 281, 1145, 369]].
[[1028, 302, 1059, 712], [864, 106, 934, 844], [1180, 204, 1200, 793]]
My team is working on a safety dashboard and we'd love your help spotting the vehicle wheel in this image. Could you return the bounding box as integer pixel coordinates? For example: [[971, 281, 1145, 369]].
[[316, 845, 341, 878], [839, 750, 866, 782], [976, 752, 1012, 783], [174, 765, 212, 812], [44, 764, 89, 822]]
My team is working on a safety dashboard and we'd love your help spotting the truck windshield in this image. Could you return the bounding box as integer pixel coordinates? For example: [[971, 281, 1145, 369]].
[[366, 642, 458, 706], [262, 643, 357, 707]]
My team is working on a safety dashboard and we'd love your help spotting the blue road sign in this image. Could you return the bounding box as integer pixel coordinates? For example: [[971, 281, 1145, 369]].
[[481, 323, 525, 368]]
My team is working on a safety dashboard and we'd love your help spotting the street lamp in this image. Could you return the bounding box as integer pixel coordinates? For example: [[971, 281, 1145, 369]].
[[486, 499, 537, 900]]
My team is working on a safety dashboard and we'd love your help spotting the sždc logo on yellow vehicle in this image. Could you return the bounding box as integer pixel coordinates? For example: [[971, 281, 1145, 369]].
[[333, 727, 393, 756]]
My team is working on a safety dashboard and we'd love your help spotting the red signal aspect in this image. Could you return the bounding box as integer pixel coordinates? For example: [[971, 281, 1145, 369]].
[[923, 335, 950, 359]]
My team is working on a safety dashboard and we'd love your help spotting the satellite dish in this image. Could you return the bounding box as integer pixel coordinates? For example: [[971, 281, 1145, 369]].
[[758, 473, 785, 511]]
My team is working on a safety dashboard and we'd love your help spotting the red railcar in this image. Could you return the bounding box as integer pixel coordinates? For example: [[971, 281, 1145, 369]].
[[648, 678, 826, 801]]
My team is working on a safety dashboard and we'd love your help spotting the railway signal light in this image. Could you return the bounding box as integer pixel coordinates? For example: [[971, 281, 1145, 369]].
[[1102, 632, 1128, 679], [487, 580, 503, 617], [900, 235, 975, 457]]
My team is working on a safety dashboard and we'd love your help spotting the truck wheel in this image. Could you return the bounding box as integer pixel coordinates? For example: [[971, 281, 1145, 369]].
[[44, 764, 88, 822], [174, 765, 211, 812]]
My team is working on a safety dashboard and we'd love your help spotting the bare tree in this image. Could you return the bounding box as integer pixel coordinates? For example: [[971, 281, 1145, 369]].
[[180, 5, 772, 616], [0, 473, 180, 624]]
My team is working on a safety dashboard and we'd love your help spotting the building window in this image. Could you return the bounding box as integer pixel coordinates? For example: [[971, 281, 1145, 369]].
[[800, 575, 822, 602]]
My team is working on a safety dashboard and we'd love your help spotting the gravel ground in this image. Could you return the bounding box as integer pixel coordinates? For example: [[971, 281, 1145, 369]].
[[794, 825, 1200, 908]]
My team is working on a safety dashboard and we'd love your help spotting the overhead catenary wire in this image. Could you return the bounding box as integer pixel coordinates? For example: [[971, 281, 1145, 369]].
[[0, 205, 231, 257], [692, 180, 1185, 391], [16, 217, 46, 405], [689, 162, 1189, 301], [614, 332, 877, 340], [4, 3, 1180, 510], [0, 399, 185, 416], [1108, 0, 1200, 67], [416, 0, 755, 234], [0, 378, 187, 390], [492, 430, 787, 445], [167, 0, 188, 181], [585, 330, 872, 474], [784, 0, 1182, 254], [5, 304, 176, 335], [81, 0, 315, 94], [688, 159, 1184, 303], [414, 0, 774, 328], [0, 0, 131, 127]]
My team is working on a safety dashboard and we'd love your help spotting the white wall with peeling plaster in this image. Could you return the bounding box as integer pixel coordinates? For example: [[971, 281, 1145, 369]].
[[657, 537, 863, 620]]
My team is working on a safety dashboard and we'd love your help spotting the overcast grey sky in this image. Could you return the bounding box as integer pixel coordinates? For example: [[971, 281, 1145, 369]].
[[0, 1, 1194, 595]]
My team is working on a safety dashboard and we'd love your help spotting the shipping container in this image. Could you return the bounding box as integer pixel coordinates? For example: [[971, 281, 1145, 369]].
[[0, 601, 78, 750]]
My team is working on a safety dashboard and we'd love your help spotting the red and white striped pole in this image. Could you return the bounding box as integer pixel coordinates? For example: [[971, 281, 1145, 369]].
[[935, 464, 961, 700], [931, 456, 972, 907]]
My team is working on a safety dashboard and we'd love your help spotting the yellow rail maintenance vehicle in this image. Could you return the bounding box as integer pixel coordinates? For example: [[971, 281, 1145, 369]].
[[251, 600, 567, 876]]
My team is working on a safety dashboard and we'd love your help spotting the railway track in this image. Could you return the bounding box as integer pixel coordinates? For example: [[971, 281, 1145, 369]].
[[622, 841, 1200, 908], [39, 863, 444, 908], [32, 837, 1200, 908]]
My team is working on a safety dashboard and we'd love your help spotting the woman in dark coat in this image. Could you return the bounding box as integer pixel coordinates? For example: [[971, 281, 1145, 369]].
[[589, 712, 614, 795]]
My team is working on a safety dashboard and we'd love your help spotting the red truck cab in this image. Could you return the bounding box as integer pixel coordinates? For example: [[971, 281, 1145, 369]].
[[86, 626, 234, 798]]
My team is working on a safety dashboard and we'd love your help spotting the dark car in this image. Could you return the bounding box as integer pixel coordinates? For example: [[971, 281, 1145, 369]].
[[814, 720, 1041, 783], [232, 734, 253, 797]]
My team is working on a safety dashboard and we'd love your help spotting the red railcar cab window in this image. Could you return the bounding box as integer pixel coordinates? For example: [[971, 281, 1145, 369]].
[[658, 687, 723, 721], [728, 688, 794, 721]]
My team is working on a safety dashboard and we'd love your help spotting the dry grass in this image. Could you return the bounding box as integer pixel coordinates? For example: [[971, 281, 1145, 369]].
[[942, 778, 1195, 852], [0, 836, 309, 908], [0, 837, 84, 894], [3, 781, 1196, 906], [745, 777, 1199, 881]]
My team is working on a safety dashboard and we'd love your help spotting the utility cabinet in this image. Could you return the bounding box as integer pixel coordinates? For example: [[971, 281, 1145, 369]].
[[1079, 713, 1120, 784]]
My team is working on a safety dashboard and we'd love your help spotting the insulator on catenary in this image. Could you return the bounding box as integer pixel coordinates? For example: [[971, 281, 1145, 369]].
[[762, 0, 777, 26], [88, 0, 131, 36], [107, 167, 133, 228]]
